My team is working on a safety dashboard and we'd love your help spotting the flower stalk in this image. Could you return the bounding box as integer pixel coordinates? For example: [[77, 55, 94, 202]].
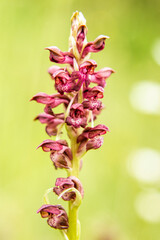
[[31, 11, 114, 240]]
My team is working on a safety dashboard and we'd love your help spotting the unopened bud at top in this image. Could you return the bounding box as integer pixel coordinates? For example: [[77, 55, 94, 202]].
[[69, 11, 88, 58]]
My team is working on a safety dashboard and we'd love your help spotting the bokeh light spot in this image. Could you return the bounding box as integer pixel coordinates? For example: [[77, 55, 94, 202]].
[[130, 81, 160, 114], [135, 190, 160, 223], [127, 148, 160, 183]]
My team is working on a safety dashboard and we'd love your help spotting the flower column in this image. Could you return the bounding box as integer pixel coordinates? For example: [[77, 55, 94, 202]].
[[31, 11, 114, 240]]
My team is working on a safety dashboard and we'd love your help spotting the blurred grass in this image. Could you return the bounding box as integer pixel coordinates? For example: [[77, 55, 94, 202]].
[[0, 0, 160, 239]]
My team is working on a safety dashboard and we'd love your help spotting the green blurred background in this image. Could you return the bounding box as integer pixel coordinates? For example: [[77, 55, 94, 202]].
[[0, 0, 160, 239]]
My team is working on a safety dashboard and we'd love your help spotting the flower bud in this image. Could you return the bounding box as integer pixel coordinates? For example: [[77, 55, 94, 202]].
[[69, 11, 87, 57]]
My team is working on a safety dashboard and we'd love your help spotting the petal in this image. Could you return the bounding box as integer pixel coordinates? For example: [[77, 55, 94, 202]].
[[37, 204, 61, 215], [86, 136, 104, 151], [34, 113, 54, 124], [90, 67, 115, 87], [82, 35, 109, 58], [30, 92, 53, 104], [45, 46, 73, 65], [36, 139, 64, 152]]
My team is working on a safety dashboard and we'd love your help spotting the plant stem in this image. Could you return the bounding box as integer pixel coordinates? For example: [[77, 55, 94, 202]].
[[70, 135, 80, 178], [67, 202, 79, 240], [66, 129, 81, 239]]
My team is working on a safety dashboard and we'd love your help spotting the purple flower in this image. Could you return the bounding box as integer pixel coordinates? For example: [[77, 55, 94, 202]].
[[90, 67, 115, 87], [83, 86, 104, 100], [37, 204, 69, 229], [79, 59, 97, 75], [77, 125, 109, 153], [82, 35, 109, 58], [53, 176, 84, 201], [70, 60, 97, 90], [30, 92, 69, 108], [45, 46, 73, 65], [52, 69, 76, 95], [77, 124, 109, 142], [34, 113, 64, 136], [37, 139, 72, 169], [65, 103, 87, 128]]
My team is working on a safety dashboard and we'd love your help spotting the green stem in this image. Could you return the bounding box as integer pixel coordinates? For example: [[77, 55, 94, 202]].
[[67, 202, 79, 240], [70, 135, 80, 178], [65, 80, 83, 239], [65, 127, 81, 239]]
